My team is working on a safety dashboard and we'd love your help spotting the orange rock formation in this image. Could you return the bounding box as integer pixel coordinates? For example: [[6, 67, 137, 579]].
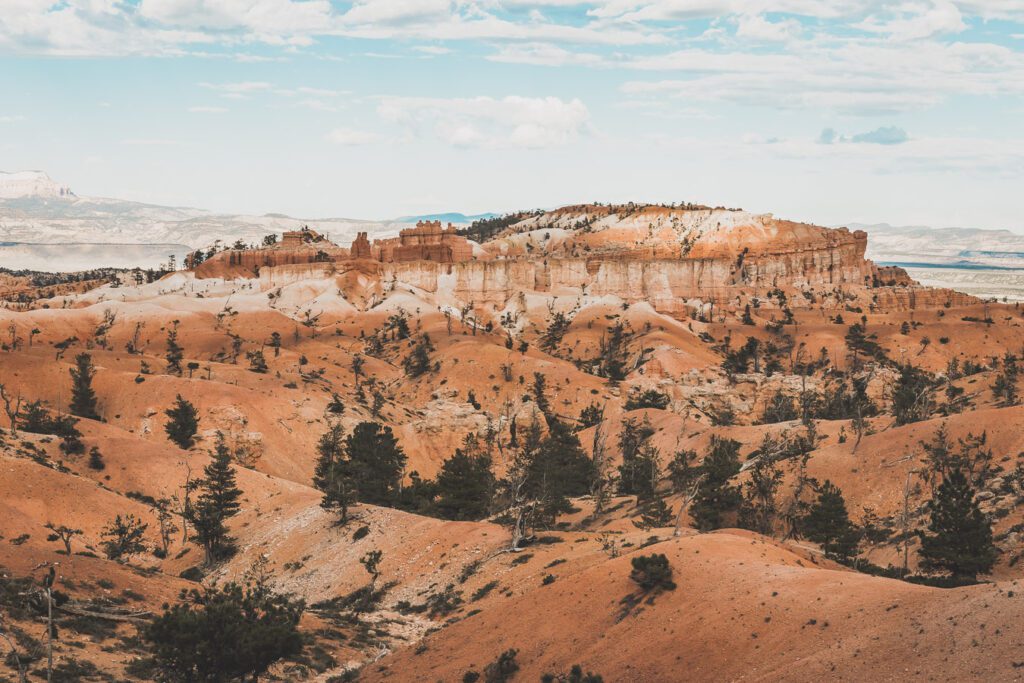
[[375, 220, 473, 263]]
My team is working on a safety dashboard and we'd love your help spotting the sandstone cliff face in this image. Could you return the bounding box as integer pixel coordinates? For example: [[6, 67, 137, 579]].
[[207, 204, 973, 315], [194, 245, 349, 279], [363, 244, 874, 314], [870, 286, 977, 310]]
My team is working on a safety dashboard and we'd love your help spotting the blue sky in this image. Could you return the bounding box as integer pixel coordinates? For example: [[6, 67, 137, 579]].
[[1, 1, 1023, 229]]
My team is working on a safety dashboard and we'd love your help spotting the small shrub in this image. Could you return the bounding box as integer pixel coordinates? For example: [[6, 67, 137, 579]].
[[483, 649, 519, 683], [629, 553, 676, 591]]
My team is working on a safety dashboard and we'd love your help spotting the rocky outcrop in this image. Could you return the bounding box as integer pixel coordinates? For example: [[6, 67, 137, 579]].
[[206, 204, 976, 315], [375, 246, 874, 314], [195, 245, 349, 279], [870, 286, 977, 311]]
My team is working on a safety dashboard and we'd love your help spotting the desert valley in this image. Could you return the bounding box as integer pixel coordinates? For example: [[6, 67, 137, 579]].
[[1, 202, 1023, 682]]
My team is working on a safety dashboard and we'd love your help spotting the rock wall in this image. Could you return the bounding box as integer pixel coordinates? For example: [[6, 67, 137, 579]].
[[195, 245, 349, 279], [379, 242, 875, 314], [870, 286, 977, 311]]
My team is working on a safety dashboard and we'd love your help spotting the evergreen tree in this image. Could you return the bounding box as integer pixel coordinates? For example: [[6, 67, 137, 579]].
[[739, 457, 783, 537], [529, 418, 595, 524], [69, 352, 100, 419], [146, 581, 304, 682], [803, 480, 859, 562], [690, 437, 742, 531], [312, 423, 356, 524], [87, 446, 105, 471], [668, 449, 698, 493], [617, 417, 655, 495], [629, 553, 676, 591], [992, 357, 1019, 407], [892, 363, 934, 425], [760, 389, 797, 424], [531, 372, 552, 422], [402, 334, 434, 378], [100, 514, 148, 561], [165, 325, 184, 375], [345, 421, 407, 506], [165, 394, 199, 449], [539, 310, 571, 353], [190, 439, 243, 564], [246, 349, 268, 373], [634, 489, 673, 530], [435, 439, 496, 521], [919, 468, 996, 582]]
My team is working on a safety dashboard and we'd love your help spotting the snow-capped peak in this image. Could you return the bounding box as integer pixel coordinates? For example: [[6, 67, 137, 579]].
[[0, 170, 74, 199]]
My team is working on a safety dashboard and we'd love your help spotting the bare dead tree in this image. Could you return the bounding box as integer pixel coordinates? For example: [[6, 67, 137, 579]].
[[127, 321, 145, 354], [0, 624, 27, 683], [900, 468, 920, 577], [672, 474, 706, 537], [175, 462, 195, 546], [0, 383, 22, 435], [590, 408, 610, 515]]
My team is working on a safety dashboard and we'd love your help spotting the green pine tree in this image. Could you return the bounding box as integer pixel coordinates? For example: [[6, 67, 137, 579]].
[[190, 438, 242, 564], [892, 362, 934, 425], [803, 480, 859, 562], [345, 421, 407, 506], [165, 325, 184, 375], [313, 424, 356, 524], [165, 394, 199, 449], [69, 352, 100, 419], [402, 334, 434, 378], [617, 417, 655, 495], [919, 468, 996, 582], [434, 439, 496, 521], [634, 491, 674, 530], [528, 418, 595, 525], [690, 437, 742, 531]]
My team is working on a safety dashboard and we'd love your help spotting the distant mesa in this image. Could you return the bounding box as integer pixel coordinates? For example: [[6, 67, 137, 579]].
[[281, 221, 472, 263], [186, 202, 951, 315], [0, 170, 74, 199], [395, 212, 500, 224], [193, 220, 474, 278]]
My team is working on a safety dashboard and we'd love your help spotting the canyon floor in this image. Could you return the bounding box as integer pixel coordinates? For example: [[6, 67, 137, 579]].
[[1, 204, 1023, 682]]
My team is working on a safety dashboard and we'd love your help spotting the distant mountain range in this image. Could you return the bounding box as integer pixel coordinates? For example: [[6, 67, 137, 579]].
[[855, 222, 1024, 269], [0, 171, 403, 271], [5, 170, 1022, 276], [394, 212, 499, 224], [0, 171, 504, 271], [854, 222, 1024, 301]]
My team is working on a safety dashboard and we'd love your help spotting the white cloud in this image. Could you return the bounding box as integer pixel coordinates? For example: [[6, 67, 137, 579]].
[[621, 39, 1024, 114], [326, 127, 384, 145], [188, 105, 228, 113], [199, 80, 272, 94], [377, 95, 591, 148], [855, 0, 966, 40], [487, 42, 604, 66], [734, 13, 802, 41], [485, 42, 602, 66], [138, 0, 333, 42], [340, 0, 452, 26], [0, 115, 25, 123]]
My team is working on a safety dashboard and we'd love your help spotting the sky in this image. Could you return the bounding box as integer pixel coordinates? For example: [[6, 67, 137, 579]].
[[1, 1, 1023, 230]]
